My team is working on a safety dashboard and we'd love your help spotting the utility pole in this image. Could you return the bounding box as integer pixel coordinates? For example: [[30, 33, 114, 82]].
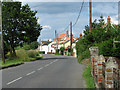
[[70, 21, 72, 56], [57, 33, 58, 50], [55, 30, 58, 49], [0, 1, 5, 64], [89, 0, 92, 32]]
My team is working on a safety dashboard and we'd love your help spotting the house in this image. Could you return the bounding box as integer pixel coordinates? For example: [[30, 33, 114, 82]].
[[52, 30, 79, 57], [39, 40, 56, 54]]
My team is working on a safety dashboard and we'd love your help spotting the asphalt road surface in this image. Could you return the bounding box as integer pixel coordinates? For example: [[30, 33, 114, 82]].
[[2, 54, 86, 88]]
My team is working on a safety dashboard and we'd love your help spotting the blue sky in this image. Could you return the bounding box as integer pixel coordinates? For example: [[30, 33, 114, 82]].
[[20, 1, 119, 41]]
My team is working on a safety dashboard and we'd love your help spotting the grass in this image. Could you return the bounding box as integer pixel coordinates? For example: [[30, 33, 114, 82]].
[[1, 59, 24, 69], [82, 64, 95, 88], [1, 49, 43, 69]]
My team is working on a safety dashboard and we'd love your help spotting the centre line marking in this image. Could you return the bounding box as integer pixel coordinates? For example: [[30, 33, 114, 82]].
[[7, 77, 22, 85], [44, 64, 49, 67], [26, 71, 36, 76], [37, 67, 43, 70]]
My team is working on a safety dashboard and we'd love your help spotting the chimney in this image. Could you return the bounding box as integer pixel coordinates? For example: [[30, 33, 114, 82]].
[[66, 30, 69, 38], [80, 33, 82, 38], [107, 16, 111, 23]]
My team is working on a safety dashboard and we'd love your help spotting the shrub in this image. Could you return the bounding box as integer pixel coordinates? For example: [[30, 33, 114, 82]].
[[65, 51, 67, 55], [27, 50, 37, 58], [78, 49, 90, 63], [15, 46, 22, 50], [22, 43, 31, 50], [38, 51, 45, 54], [30, 41, 39, 49], [16, 49, 29, 61]]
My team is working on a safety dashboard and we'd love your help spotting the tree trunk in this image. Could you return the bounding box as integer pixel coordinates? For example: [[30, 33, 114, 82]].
[[12, 46, 16, 57], [10, 45, 13, 57]]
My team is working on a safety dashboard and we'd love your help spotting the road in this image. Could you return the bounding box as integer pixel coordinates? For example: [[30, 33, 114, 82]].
[[2, 54, 86, 88]]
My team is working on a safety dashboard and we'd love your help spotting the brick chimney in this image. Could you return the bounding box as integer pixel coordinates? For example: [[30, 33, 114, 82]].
[[80, 33, 82, 38], [66, 30, 69, 38], [107, 16, 111, 23]]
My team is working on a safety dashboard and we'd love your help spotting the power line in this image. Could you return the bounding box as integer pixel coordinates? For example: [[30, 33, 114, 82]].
[[57, 24, 70, 34], [73, 0, 84, 27]]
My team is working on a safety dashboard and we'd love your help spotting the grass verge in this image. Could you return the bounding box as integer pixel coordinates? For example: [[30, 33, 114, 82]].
[[82, 64, 95, 88], [1, 54, 43, 69]]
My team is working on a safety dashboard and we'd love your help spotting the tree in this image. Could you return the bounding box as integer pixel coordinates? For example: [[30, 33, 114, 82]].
[[19, 4, 42, 44], [2, 2, 21, 57], [2, 2, 42, 57]]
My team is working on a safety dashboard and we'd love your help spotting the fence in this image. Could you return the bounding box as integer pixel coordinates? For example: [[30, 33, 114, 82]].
[[89, 47, 120, 89]]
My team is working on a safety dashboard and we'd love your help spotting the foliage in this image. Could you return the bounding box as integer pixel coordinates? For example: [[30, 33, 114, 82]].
[[2, 2, 42, 57], [78, 49, 90, 63], [38, 51, 45, 54], [83, 64, 95, 88], [22, 43, 31, 50], [27, 50, 39, 58], [60, 47, 65, 52], [2, 49, 43, 68], [30, 41, 39, 49], [56, 49, 59, 53], [76, 16, 120, 61]]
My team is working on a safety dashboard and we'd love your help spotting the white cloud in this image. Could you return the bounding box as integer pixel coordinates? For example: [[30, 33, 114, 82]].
[[111, 17, 118, 25], [42, 25, 52, 30]]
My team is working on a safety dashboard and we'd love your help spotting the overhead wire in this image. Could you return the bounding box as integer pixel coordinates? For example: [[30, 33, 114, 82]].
[[72, 0, 85, 27]]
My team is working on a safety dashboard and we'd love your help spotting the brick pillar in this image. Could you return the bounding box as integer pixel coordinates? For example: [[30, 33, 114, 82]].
[[97, 55, 105, 87], [105, 57, 118, 88], [89, 47, 99, 77]]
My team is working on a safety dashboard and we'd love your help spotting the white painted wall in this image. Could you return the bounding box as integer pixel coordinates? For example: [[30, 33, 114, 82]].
[[39, 42, 56, 54]]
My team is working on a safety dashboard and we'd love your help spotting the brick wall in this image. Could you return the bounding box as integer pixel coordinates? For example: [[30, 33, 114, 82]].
[[89, 47, 120, 89]]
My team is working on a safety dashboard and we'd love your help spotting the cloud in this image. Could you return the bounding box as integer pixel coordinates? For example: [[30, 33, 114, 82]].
[[42, 25, 52, 30]]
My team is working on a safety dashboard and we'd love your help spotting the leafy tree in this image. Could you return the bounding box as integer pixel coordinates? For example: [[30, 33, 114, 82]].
[[76, 16, 120, 61], [2, 2, 21, 56], [19, 4, 42, 44], [2, 2, 42, 57]]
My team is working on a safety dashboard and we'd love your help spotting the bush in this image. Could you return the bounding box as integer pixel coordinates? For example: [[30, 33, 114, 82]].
[[16, 49, 29, 61], [15, 46, 22, 50], [27, 50, 38, 58], [78, 49, 90, 63], [65, 51, 67, 55], [38, 51, 45, 54], [22, 43, 31, 50], [30, 41, 39, 49]]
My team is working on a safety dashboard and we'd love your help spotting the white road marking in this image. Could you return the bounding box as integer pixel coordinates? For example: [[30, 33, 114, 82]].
[[7, 77, 22, 85], [26, 71, 36, 76], [37, 67, 43, 70], [44, 64, 49, 67]]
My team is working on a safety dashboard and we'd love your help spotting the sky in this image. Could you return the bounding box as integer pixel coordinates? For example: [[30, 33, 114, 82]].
[[17, 0, 119, 42]]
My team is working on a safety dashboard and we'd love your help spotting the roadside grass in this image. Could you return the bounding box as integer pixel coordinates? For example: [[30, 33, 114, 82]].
[[1, 49, 43, 69], [82, 64, 95, 88]]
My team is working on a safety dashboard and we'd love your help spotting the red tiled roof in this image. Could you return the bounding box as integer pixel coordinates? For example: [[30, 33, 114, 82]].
[[65, 37, 70, 41], [53, 38, 56, 41], [58, 33, 66, 41]]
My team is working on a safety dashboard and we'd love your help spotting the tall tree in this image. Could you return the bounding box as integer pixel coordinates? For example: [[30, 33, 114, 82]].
[[19, 4, 42, 44], [2, 2, 42, 57], [2, 2, 21, 56]]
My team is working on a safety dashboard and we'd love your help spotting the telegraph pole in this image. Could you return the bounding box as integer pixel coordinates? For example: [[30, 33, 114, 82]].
[[0, 1, 5, 64], [70, 21, 72, 56], [89, 0, 92, 32], [57, 33, 58, 49]]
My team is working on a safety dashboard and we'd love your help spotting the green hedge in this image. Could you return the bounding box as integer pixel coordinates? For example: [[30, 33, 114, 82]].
[[38, 51, 45, 54]]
